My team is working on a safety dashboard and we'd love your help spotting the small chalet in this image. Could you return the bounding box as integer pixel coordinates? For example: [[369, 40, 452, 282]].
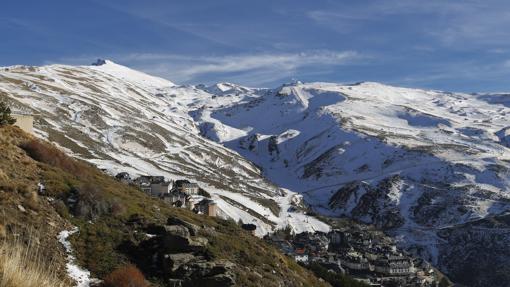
[[115, 172, 132, 184], [150, 181, 173, 197], [162, 190, 188, 207], [11, 112, 35, 134], [174, 180, 199, 195], [135, 175, 173, 197], [241, 223, 257, 235], [194, 199, 217, 217]]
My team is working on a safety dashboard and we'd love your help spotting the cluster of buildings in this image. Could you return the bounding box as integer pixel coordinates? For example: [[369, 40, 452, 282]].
[[115, 173, 217, 217], [265, 229, 439, 287]]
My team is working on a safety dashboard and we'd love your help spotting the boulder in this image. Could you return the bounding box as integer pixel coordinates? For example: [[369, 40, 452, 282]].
[[175, 260, 235, 279], [162, 225, 208, 253], [167, 217, 200, 236], [163, 253, 196, 273], [188, 236, 208, 252], [162, 225, 192, 253], [183, 273, 235, 287], [165, 225, 191, 238]]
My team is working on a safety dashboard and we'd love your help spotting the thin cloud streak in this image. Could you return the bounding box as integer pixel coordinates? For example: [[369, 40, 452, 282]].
[[307, 0, 510, 49], [133, 51, 362, 85], [50, 50, 363, 86]]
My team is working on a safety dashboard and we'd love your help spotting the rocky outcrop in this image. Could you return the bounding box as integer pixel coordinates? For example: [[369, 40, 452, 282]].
[[131, 217, 236, 286], [496, 127, 510, 148], [239, 134, 260, 152], [437, 213, 510, 287], [329, 175, 405, 230], [267, 136, 280, 160]]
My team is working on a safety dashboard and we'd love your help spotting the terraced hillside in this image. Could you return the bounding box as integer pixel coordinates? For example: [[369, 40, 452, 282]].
[[0, 61, 327, 236]]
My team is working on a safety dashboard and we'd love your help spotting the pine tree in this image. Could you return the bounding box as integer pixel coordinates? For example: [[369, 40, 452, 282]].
[[0, 102, 16, 126]]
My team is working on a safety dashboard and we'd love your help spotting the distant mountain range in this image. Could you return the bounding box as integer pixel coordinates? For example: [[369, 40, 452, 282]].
[[2, 60, 510, 286]]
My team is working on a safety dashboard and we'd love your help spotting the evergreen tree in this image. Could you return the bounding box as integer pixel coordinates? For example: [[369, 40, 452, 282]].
[[0, 102, 16, 126]]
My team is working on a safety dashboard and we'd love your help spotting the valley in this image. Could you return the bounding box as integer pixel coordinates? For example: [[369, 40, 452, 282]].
[[2, 60, 510, 286]]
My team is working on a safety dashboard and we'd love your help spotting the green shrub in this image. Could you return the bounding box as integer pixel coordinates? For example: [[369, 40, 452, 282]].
[[0, 102, 16, 126]]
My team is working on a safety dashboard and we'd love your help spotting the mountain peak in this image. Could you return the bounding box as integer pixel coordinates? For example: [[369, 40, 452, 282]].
[[87, 59, 175, 88], [91, 58, 108, 66]]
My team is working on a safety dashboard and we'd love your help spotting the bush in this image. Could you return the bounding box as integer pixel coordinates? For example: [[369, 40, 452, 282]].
[[0, 102, 16, 126], [53, 199, 70, 219], [23, 190, 39, 211], [68, 183, 127, 220], [20, 139, 81, 176], [72, 184, 110, 220], [110, 198, 127, 217], [102, 265, 148, 287]]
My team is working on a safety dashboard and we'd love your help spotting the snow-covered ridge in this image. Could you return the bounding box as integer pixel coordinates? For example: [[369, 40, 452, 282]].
[[3, 61, 510, 284], [189, 80, 510, 284], [0, 62, 326, 236]]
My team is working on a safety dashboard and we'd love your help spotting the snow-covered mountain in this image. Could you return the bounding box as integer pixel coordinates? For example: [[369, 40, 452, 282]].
[[2, 60, 510, 286], [0, 60, 328, 236], [192, 81, 510, 286]]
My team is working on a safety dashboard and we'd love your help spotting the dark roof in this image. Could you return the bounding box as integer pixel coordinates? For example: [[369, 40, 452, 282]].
[[241, 224, 257, 231], [175, 179, 191, 187], [115, 172, 131, 179], [198, 199, 215, 206], [136, 175, 165, 184]]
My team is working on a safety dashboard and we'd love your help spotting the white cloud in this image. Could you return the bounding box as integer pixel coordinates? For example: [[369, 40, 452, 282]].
[[120, 50, 362, 85], [46, 50, 363, 86]]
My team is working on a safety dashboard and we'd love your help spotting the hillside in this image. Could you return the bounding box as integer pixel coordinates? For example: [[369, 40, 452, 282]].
[[0, 125, 329, 286], [2, 61, 510, 286], [0, 61, 327, 236]]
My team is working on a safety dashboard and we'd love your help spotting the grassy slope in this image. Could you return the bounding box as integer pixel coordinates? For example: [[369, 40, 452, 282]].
[[0, 125, 328, 287], [0, 239, 67, 287], [0, 126, 72, 286]]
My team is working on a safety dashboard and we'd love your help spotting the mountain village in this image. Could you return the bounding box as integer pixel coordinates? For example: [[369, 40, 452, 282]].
[[114, 172, 218, 217], [112, 170, 441, 286], [265, 228, 441, 287]]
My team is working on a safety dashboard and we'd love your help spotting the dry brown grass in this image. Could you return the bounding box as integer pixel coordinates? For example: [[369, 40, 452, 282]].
[[20, 139, 82, 176], [0, 225, 5, 240], [0, 237, 68, 287], [102, 265, 148, 287]]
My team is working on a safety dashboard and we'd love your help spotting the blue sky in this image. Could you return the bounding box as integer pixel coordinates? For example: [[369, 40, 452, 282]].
[[2, 0, 510, 91]]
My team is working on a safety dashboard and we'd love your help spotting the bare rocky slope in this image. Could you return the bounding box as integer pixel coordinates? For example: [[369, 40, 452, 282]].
[[3, 61, 510, 286]]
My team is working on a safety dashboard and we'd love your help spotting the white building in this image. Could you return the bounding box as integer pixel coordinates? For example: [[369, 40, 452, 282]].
[[150, 181, 173, 197], [12, 113, 34, 134]]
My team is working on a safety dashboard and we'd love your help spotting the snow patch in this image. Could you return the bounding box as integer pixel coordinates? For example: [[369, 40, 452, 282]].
[[58, 227, 98, 287]]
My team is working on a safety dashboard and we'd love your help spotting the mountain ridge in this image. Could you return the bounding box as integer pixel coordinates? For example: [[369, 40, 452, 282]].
[[2, 61, 510, 286], [0, 61, 328, 237]]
